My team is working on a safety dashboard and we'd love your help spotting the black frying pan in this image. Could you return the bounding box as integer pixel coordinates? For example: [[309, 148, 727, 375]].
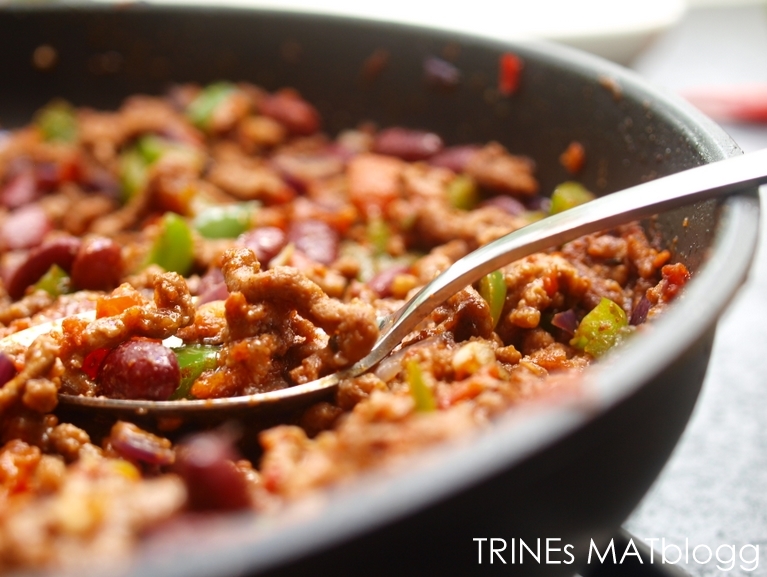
[[0, 5, 759, 577]]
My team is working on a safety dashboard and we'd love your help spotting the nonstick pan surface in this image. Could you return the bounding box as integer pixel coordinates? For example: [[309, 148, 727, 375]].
[[0, 5, 760, 577]]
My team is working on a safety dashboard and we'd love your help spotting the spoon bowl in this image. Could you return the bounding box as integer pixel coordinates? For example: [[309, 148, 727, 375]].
[[3, 148, 767, 423]]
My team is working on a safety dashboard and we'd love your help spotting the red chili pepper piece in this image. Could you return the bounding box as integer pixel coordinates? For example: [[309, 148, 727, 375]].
[[82, 347, 110, 380], [499, 52, 523, 96]]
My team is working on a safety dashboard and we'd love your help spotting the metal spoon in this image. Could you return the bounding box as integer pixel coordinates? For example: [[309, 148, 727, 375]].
[[2, 148, 766, 421]]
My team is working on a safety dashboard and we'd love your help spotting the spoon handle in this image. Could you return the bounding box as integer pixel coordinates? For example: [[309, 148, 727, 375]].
[[363, 148, 767, 370]]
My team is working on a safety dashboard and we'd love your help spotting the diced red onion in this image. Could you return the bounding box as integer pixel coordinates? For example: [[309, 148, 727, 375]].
[[526, 196, 552, 213], [428, 145, 480, 173], [373, 128, 444, 162], [196, 268, 230, 305], [196, 267, 224, 294], [0, 204, 52, 251], [480, 195, 526, 216], [82, 166, 121, 200], [630, 295, 651, 326], [374, 336, 442, 383], [0, 170, 39, 209], [110, 422, 175, 466], [551, 309, 578, 335], [287, 219, 339, 265], [198, 282, 229, 305], [270, 151, 344, 190], [423, 56, 461, 88], [0, 352, 17, 386]]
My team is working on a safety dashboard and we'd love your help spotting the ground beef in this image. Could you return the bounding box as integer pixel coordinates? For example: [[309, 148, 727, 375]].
[[0, 82, 690, 572]]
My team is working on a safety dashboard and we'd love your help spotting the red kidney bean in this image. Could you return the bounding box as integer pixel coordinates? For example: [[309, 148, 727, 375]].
[[5, 236, 81, 300], [287, 219, 339, 265], [0, 170, 40, 209], [98, 340, 180, 401], [237, 226, 288, 264], [109, 421, 175, 466], [372, 128, 443, 161], [259, 90, 320, 136], [34, 162, 61, 191], [70, 236, 123, 291], [480, 195, 526, 216], [174, 431, 251, 511], [0, 352, 17, 387], [368, 263, 410, 298], [428, 145, 480, 173], [0, 204, 52, 251]]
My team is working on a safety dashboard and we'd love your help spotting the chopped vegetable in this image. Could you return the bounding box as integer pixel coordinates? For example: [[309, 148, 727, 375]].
[[146, 212, 194, 275], [629, 296, 651, 326], [551, 309, 578, 335], [186, 82, 236, 131], [559, 141, 586, 174], [499, 52, 523, 96], [340, 241, 376, 282], [82, 348, 110, 380], [35, 100, 77, 143], [478, 269, 506, 328], [171, 345, 219, 400], [118, 135, 174, 203], [135, 134, 168, 165], [96, 291, 144, 319], [446, 174, 479, 210], [570, 297, 630, 357], [550, 181, 595, 214], [405, 359, 436, 412], [193, 202, 256, 239], [366, 215, 390, 255], [32, 264, 71, 297], [119, 148, 149, 203]]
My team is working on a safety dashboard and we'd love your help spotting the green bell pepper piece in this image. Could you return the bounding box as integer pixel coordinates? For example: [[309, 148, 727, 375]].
[[406, 359, 436, 412], [170, 345, 219, 400], [478, 269, 507, 328], [35, 100, 77, 143], [550, 181, 595, 214], [193, 202, 256, 239], [367, 216, 390, 256], [186, 82, 237, 131], [146, 212, 195, 276], [446, 174, 479, 211], [33, 264, 71, 297], [119, 148, 149, 203], [570, 297, 630, 357], [118, 135, 174, 203]]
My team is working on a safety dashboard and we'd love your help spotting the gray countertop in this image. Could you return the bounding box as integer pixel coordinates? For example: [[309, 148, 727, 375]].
[[624, 5, 767, 577]]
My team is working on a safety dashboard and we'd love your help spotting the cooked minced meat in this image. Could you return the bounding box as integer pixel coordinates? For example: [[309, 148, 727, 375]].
[[0, 82, 687, 572]]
